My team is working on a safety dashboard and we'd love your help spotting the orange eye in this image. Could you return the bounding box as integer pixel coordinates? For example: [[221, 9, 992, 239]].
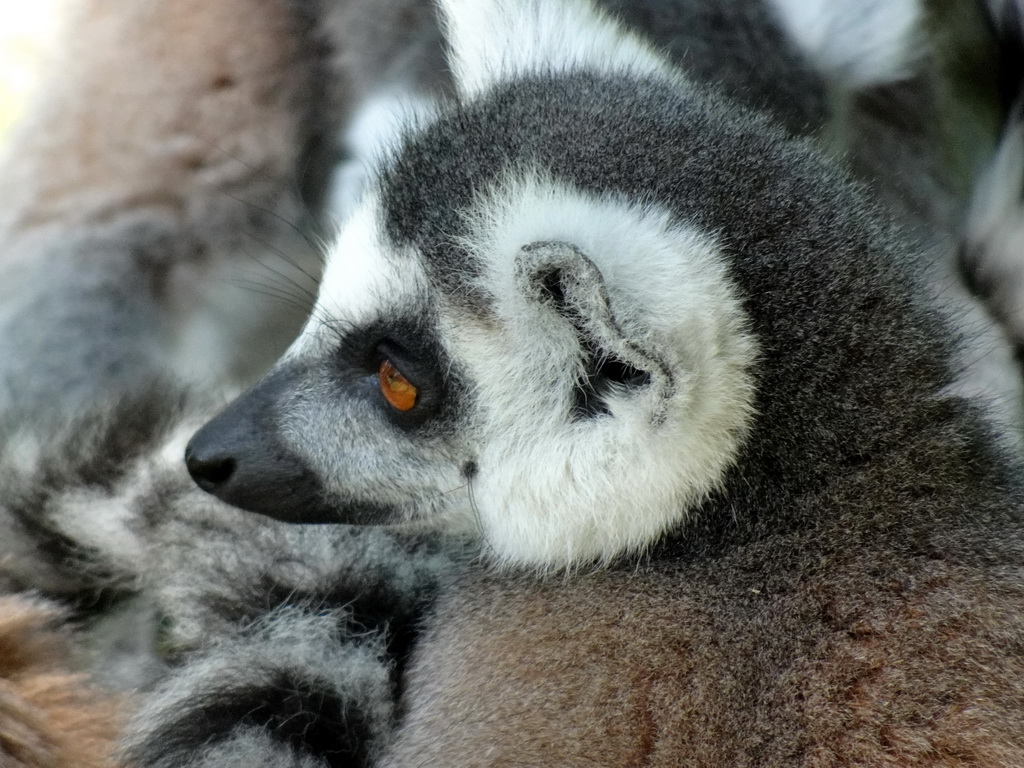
[[378, 359, 417, 412]]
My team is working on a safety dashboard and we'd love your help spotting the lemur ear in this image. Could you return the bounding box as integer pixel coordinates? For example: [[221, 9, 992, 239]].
[[435, 0, 677, 97], [516, 241, 674, 421]]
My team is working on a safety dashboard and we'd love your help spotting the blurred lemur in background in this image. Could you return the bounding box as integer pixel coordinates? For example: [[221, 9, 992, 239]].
[[4, 0, 1024, 766]]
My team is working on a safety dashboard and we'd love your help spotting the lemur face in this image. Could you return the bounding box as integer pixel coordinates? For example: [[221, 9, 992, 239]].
[[187, 169, 757, 569], [186, 0, 768, 569]]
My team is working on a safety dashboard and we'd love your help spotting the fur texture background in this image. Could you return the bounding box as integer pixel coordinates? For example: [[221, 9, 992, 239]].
[[0, 595, 123, 768], [1, 0, 1024, 766]]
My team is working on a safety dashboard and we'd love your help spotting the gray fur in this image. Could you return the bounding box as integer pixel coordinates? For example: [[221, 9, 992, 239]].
[[120, 607, 396, 768], [170, 1, 1024, 764], [4, 0, 1024, 766], [0, 0, 452, 692], [0, 0, 449, 445], [0, 382, 451, 761], [603, 0, 830, 134]]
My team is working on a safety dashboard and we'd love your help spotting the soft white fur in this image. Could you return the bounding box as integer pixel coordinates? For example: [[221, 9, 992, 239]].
[[443, 171, 757, 569], [435, 0, 682, 97], [294, 194, 432, 359], [766, 0, 925, 86], [304, 169, 756, 571], [49, 418, 203, 576], [0, 409, 208, 596], [172, 730, 324, 768], [298, 0, 758, 569]]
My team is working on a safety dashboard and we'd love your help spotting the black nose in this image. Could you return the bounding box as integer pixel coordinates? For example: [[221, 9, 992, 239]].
[[184, 389, 275, 509], [184, 441, 236, 493], [183, 368, 340, 523]]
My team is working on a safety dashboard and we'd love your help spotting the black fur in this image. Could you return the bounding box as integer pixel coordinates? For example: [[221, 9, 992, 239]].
[[130, 666, 377, 768]]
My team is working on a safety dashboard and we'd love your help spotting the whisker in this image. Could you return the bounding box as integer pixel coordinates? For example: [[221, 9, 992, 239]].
[[230, 282, 314, 317], [239, 230, 321, 298], [223, 189, 326, 277]]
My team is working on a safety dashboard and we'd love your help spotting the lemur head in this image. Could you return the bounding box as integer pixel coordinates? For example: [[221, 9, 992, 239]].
[[187, 169, 756, 569], [186, 0, 930, 570]]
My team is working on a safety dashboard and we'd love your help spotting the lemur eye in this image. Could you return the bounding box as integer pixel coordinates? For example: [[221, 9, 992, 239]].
[[379, 359, 417, 411]]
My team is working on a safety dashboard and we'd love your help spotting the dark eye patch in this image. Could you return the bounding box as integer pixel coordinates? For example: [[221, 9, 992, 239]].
[[327, 315, 450, 431]]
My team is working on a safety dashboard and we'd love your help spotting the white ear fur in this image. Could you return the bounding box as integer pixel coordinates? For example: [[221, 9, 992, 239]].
[[435, 0, 680, 97], [516, 240, 674, 420], [444, 172, 758, 571], [766, 0, 926, 87]]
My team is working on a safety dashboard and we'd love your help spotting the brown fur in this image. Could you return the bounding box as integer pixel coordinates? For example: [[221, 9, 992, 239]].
[[1, 0, 322, 231], [0, 0, 443, 242], [2, 2, 1022, 765], [0, 0, 333, 410], [391, 572, 1024, 767], [0, 595, 124, 768], [389, 496, 1024, 767]]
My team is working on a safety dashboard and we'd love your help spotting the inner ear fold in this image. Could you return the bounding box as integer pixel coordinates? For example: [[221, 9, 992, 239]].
[[516, 241, 675, 421]]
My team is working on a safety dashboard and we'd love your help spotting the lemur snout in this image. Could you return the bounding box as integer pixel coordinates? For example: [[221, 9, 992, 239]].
[[184, 369, 342, 524], [185, 396, 272, 511]]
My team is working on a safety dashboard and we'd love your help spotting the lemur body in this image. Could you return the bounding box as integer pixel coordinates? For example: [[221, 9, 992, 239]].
[[2, 0, 1024, 766], [173, 0, 1024, 764]]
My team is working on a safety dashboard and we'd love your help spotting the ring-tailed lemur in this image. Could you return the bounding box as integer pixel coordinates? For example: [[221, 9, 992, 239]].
[[3, 0, 1024, 766], [135, 0, 1024, 764], [0, 0, 1016, 596]]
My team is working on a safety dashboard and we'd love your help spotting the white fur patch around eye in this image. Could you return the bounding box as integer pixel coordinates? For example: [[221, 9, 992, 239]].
[[443, 172, 758, 571], [287, 195, 429, 359], [436, 0, 682, 97], [766, 0, 925, 87]]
